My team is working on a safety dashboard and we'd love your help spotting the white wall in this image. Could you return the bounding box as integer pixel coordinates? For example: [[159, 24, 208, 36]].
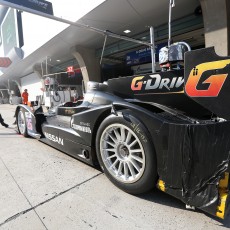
[[20, 73, 43, 101]]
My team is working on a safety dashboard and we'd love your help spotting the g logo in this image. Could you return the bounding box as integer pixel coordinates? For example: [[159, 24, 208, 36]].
[[185, 60, 230, 97], [131, 76, 144, 91]]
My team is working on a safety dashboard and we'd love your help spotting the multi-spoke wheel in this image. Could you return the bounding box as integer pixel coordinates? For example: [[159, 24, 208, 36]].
[[17, 109, 28, 137], [100, 123, 145, 183], [96, 113, 157, 194]]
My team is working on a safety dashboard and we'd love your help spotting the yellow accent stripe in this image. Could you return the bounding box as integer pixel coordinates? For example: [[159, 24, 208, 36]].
[[216, 172, 229, 219], [134, 90, 184, 96], [158, 179, 165, 192], [219, 172, 229, 188]]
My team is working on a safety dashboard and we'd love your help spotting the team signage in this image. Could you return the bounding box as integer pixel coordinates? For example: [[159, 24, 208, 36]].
[[67, 66, 74, 73], [126, 42, 167, 66], [5, 0, 53, 15], [0, 57, 11, 67]]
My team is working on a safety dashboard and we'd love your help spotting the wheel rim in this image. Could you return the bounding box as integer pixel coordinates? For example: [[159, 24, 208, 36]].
[[100, 123, 146, 184], [18, 111, 26, 134]]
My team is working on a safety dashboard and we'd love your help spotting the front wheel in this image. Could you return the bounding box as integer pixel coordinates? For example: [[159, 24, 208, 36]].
[[17, 109, 28, 137], [96, 114, 157, 194]]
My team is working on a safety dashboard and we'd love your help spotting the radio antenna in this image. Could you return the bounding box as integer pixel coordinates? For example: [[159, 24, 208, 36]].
[[168, 0, 175, 47]]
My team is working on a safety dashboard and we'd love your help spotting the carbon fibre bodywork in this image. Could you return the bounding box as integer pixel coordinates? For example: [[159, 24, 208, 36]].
[[15, 47, 230, 219]]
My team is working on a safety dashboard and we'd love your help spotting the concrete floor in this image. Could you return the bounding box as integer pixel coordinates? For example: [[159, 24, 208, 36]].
[[0, 104, 229, 230]]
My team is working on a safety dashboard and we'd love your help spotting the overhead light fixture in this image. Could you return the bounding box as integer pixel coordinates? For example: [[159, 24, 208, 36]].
[[56, 59, 61, 62], [124, 30, 131, 34]]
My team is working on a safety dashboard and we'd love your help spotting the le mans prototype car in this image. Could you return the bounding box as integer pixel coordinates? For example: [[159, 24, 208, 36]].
[[15, 45, 230, 219]]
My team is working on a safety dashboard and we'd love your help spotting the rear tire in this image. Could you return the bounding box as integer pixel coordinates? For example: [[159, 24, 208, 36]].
[[96, 113, 157, 194], [17, 109, 29, 137]]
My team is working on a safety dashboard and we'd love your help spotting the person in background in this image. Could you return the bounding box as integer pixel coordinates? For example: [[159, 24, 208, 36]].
[[22, 89, 29, 105], [0, 113, 9, 128]]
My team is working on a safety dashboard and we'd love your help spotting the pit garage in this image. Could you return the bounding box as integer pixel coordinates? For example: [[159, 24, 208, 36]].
[[0, 0, 216, 107]]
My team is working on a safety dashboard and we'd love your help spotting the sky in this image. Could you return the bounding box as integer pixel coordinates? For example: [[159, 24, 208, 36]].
[[21, 0, 106, 57]]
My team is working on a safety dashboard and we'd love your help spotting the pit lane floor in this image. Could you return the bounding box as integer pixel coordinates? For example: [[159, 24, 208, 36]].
[[0, 104, 229, 230]]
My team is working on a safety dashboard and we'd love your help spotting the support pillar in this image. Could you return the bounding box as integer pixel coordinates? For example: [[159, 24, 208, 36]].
[[71, 46, 101, 89], [33, 63, 46, 91], [200, 0, 230, 56]]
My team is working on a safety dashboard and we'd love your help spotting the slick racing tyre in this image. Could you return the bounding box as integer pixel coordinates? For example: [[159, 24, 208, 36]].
[[96, 113, 157, 195], [17, 109, 29, 137]]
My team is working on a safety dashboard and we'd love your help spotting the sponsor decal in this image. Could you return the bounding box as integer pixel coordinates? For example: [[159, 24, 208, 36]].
[[130, 122, 147, 143], [25, 112, 33, 130], [131, 74, 184, 92], [44, 132, 64, 145], [65, 109, 75, 115], [25, 112, 32, 118], [72, 124, 91, 133], [26, 118, 33, 131], [80, 122, 90, 126], [185, 60, 230, 97]]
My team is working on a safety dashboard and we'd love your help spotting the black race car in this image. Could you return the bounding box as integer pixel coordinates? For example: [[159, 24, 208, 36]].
[[15, 45, 230, 219]]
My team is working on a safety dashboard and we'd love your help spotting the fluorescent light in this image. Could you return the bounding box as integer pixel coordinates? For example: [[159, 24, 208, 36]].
[[124, 30, 131, 34], [56, 59, 61, 62]]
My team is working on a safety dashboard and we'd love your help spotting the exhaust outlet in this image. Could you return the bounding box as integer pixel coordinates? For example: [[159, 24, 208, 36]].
[[82, 149, 89, 159]]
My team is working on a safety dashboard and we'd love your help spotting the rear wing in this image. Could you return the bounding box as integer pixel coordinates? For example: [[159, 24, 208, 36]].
[[184, 47, 230, 120]]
